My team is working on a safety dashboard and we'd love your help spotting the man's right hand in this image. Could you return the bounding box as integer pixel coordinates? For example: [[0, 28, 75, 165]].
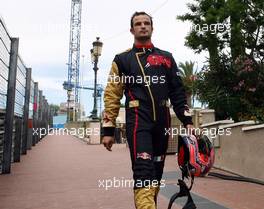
[[102, 136, 115, 151]]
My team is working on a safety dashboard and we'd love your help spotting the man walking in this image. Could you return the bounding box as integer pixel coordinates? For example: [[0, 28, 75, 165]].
[[102, 11, 194, 209]]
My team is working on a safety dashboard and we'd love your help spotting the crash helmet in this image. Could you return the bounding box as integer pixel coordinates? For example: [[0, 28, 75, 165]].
[[177, 134, 215, 177]]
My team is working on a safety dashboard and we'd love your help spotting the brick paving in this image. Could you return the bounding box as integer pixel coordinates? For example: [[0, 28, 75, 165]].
[[0, 134, 263, 209]]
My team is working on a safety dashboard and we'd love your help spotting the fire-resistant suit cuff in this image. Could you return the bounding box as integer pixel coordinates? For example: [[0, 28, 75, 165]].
[[102, 127, 115, 136]]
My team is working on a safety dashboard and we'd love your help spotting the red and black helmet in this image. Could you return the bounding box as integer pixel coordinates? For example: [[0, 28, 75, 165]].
[[168, 135, 215, 209], [178, 134, 215, 177]]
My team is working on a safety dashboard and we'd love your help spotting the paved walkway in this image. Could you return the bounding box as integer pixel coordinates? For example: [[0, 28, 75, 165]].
[[0, 134, 263, 209]]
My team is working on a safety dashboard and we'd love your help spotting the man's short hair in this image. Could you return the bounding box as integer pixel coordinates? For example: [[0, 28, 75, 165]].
[[130, 11, 153, 28]]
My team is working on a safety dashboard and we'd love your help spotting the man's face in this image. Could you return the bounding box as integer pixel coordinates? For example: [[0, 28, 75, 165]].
[[130, 15, 153, 41]]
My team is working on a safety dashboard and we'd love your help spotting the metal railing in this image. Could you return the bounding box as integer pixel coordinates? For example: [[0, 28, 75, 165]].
[[0, 17, 53, 174]]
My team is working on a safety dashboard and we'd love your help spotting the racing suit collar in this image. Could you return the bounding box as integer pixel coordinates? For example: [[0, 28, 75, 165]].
[[133, 43, 154, 52]]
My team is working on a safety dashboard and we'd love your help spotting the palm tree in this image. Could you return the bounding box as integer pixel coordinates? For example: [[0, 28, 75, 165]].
[[178, 61, 198, 107]]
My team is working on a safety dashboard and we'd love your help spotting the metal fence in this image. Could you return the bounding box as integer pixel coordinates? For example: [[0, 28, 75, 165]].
[[14, 56, 26, 117], [0, 18, 52, 174]]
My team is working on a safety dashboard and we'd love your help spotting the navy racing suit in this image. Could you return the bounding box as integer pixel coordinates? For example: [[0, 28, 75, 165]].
[[102, 43, 193, 188]]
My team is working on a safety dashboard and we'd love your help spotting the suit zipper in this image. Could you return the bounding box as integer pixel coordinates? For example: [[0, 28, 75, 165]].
[[135, 50, 156, 121]]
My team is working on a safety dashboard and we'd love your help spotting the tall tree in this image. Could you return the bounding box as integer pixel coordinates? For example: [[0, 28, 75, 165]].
[[178, 0, 264, 121], [178, 61, 198, 107]]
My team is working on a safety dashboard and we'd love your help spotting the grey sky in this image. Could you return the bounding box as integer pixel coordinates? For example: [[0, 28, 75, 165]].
[[0, 0, 206, 115]]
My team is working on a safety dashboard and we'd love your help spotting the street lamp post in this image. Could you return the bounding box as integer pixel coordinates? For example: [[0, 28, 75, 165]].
[[90, 37, 103, 120]]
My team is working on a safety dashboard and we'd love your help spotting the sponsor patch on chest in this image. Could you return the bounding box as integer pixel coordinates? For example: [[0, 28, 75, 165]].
[[146, 55, 171, 68]]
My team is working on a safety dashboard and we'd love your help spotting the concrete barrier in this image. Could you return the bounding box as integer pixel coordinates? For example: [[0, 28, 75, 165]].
[[201, 120, 234, 147], [65, 120, 101, 144], [202, 121, 264, 181]]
